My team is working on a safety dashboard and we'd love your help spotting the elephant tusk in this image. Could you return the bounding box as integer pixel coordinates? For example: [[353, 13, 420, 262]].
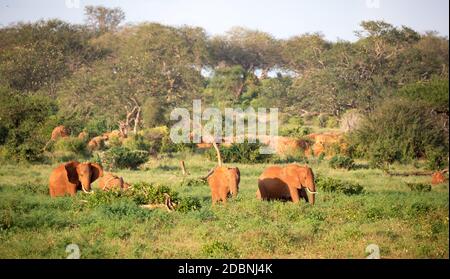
[[82, 184, 94, 194], [305, 188, 318, 195]]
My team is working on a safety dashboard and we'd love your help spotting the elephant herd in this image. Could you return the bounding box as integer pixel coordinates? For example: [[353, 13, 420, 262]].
[[48, 141, 318, 205]]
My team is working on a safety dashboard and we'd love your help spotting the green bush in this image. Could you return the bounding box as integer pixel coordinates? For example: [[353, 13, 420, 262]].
[[83, 182, 201, 213], [160, 135, 196, 154], [425, 147, 448, 171], [348, 98, 448, 168], [329, 155, 355, 170], [279, 126, 312, 138], [129, 182, 180, 205], [205, 140, 272, 164], [287, 116, 304, 126], [128, 182, 201, 212], [326, 117, 339, 128], [84, 118, 110, 137], [53, 137, 87, 154], [122, 134, 151, 151], [0, 90, 58, 162], [313, 114, 329, 128], [95, 147, 149, 170], [315, 175, 364, 195], [176, 197, 202, 213], [406, 183, 432, 192]]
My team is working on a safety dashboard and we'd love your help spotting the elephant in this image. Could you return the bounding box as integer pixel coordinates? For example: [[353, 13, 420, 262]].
[[98, 172, 131, 191], [256, 164, 317, 205], [49, 161, 103, 197], [87, 136, 106, 151], [431, 170, 447, 185], [51, 125, 69, 141], [205, 142, 240, 204], [78, 131, 88, 141]]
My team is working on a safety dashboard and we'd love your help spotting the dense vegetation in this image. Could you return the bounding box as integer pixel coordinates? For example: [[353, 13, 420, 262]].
[[0, 6, 448, 169]]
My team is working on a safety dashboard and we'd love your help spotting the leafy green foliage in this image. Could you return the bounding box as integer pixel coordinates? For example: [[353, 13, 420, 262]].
[[329, 155, 355, 170], [95, 147, 149, 170], [205, 140, 272, 163], [315, 175, 364, 195], [0, 91, 58, 162], [279, 126, 312, 138], [348, 98, 448, 167]]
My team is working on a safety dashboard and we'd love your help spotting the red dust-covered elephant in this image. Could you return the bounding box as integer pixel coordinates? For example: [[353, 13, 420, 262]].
[[49, 161, 103, 197], [257, 164, 317, 205], [205, 142, 240, 204]]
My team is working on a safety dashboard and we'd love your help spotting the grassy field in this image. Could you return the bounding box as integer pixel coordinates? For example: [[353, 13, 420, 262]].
[[0, 153, 448, 259]]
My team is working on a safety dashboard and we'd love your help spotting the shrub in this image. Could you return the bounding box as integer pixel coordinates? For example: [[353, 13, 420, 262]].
[[84, 118, 110, 137], [313, 114, 329, 128], [176, 197, 202, 213], [129, 182, 180, 205], [326, 116, 339, 128], [205, 140, 271, 164], [0, 91, 58, 162], [279, 126, 312, 138], [82, 181, 201, 213], [329, 155, 355, 170], [128, 182, 201, 212], [348, 98, 448, 168], [315, 175, 364, 195], [95, 147, 149, 170], [287, 116, 304, 126], [160, 135, 196, 154], [406, 183, 432, 192], [425, 147, 448, 171], [122, 134, 151, 151], [107, 135, 122, 148], [53, 137, 87, 154]]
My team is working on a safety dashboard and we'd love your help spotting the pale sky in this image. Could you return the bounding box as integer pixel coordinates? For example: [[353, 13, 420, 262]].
[[0, 0, 448, 41]]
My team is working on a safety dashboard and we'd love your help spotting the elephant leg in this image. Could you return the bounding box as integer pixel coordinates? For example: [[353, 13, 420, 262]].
[[67, 184, 77, 196], [211, 189, 219, 205], [288, 186, 300, 203], [219, 187, 229, 204], [256, 189, 262, 200]]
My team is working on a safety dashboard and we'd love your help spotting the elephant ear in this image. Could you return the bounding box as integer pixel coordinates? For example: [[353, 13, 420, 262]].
[[89, 163, 104, 182], [64, 161, 80, 184]]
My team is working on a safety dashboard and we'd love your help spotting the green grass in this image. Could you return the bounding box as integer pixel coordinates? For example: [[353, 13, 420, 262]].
[[0, 154, 448, 258]]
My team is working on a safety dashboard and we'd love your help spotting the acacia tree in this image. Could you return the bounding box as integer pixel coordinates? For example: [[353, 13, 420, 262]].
[[57, 23, 208, 134]]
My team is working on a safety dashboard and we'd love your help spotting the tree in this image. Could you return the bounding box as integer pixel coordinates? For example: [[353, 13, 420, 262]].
[[84, 5, 125, 33], [0, 20, 102, 94], [281, 33, 331, 75], [209, 27, 282, 78]]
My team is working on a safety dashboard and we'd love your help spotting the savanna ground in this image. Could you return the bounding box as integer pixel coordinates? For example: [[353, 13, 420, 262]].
[[0, 153, 448, 259]]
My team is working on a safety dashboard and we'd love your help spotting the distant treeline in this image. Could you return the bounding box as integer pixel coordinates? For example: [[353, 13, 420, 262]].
[[0, 6, 448, 165]]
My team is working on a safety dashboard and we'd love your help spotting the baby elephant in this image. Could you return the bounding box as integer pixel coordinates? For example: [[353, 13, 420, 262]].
[[98, 172, 131, 191]]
